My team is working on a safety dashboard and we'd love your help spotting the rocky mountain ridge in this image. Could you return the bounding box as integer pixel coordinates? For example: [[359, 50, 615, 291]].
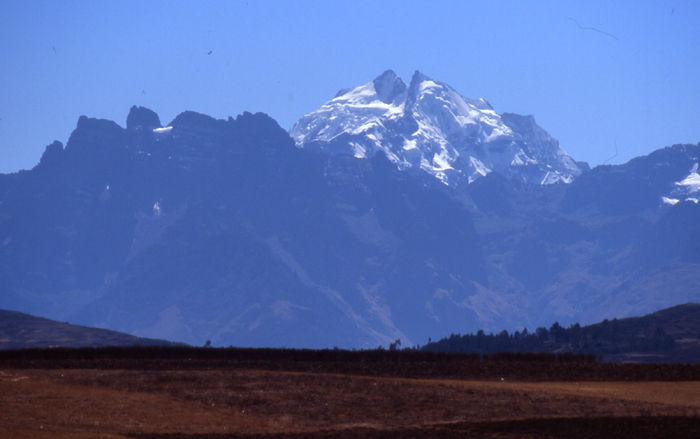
[[1, 101, 698, 348]]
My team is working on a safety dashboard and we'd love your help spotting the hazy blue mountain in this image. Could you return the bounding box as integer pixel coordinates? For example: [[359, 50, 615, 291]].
[[1, 98, 698, 349], [1, 107, 492, 348], [488, 143, 700, 327]]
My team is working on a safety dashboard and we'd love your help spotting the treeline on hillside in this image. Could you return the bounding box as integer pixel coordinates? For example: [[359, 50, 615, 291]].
[[424, 319, 675, 356]]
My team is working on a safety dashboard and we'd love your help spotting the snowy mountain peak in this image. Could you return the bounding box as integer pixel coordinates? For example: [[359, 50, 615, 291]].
[[406, 70, 493, 112], [373, 70, 407, 104], [291, 71, 583, 186]]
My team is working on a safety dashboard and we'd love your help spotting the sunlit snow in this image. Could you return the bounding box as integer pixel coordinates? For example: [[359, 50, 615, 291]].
[[432, 149, 454, 171], [676, 163, 700, 193], [468, 157, 491, 183], [290, 71, 582, 186], [511, 150, 538, 167], [350, 142, 366, 158], [663, 163, 700, 204], [153, 126, 173, 141], [403, 139, 417, 151]]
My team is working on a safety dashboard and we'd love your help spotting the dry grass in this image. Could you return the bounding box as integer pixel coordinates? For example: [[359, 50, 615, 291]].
[[3, 368, 700, 438]]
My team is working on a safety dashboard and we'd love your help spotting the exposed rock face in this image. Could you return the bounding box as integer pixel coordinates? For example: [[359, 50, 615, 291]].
[[126, 105, 162, 130]]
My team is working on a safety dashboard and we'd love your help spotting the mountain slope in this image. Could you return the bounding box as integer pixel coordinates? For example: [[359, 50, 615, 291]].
[[291, 70, 584, 187], [461, 144, 700, 330], [1, 96, 698, 349], [424, 303, 700, 363], [0, 107, 504, 349], [0, 309, 184, 350]]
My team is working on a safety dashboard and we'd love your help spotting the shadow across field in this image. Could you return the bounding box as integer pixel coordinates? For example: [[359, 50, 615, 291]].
[[127, 417, 700, 439], [3, 346, 700, 381]]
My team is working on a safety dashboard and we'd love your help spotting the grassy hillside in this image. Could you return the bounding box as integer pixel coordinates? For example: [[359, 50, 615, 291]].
[[0, 309, 186, 349], [424, 303, 700, 363]]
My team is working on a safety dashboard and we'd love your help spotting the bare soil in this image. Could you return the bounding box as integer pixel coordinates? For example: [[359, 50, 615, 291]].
[[2, 349, 700, 438]]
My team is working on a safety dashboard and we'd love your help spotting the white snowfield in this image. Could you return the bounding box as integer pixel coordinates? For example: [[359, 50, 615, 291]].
[[152, 126, 173, 141], [663, 162, 700, 205], [290, 70, 583, 186]]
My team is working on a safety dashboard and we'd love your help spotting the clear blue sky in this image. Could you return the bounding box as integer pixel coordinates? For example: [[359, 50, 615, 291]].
[[1, 0, 698, 174]]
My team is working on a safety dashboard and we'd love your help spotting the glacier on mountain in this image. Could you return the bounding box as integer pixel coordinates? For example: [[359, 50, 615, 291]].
[[291, 70, 584, 186], [663, 162, 700, 205]]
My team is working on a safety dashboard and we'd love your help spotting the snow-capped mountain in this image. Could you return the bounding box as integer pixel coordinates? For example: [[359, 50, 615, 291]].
[[291, 70, 585, 186], [1, 101, 698, 350]]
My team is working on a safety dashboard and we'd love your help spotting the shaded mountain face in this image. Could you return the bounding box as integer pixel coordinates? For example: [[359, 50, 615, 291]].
[[291, 70, 584, 187], [0, 107, 489, 348], [0, 309, 183, 350], [1, 100, 698, 349], [421, 141, 700, 335], [493, 143, 700, 327]]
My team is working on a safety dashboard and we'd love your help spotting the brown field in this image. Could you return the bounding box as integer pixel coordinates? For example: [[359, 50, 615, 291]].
[[2, 349, 700, 438]]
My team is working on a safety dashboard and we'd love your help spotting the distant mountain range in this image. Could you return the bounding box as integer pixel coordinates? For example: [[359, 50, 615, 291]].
[[3, 304, 698, 364], [0, 309, 184, 350], [0, 71, 698, 348]]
